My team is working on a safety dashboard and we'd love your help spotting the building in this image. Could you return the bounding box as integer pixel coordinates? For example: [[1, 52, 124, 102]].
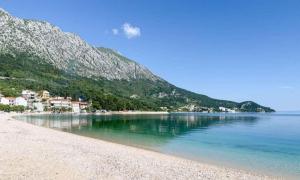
[[219, 107, 236, 113], [130, 94, 140, 99], [160, 107, 168, 111], [15, 97, 28, 107], [79, 102, 89, 110], [50, 97, 71, 110], [6, 97, 16, 106], [22, 90, 37, 101], [71, 101, 89, 113], [0, 97, 9, 105], [22, 90, 39, 109], [33, 102, 44, 112], [0, 97, 28, 107], [71, 102, 80, 113], [1, 97, 16, 106], [39, 90, 50, 100], [219, 107, 227, 112]]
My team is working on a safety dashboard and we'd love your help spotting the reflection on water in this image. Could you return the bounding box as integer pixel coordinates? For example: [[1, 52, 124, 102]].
[[20, 113, 259, 147], [17, 113, 300, 178], [22, 113, 259, 136]]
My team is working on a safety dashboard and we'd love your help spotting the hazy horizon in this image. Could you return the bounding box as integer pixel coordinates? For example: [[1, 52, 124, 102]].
[[1, 0, 299, 111]]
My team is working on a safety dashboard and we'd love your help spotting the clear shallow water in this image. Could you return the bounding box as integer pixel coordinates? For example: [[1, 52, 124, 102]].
[[17, 113, 300, 178]]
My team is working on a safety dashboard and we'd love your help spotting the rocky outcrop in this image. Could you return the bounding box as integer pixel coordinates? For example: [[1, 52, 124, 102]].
[[0, 8, 159, 81]]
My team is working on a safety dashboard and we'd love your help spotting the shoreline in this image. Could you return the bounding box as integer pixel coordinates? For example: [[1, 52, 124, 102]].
[[95, 111, 169, 115], [0, 112, 279, 179], [16, 111, 169, 116]]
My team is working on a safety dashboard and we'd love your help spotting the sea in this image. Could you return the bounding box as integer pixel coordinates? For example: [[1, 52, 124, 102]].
[[16, 112, 300, 178]]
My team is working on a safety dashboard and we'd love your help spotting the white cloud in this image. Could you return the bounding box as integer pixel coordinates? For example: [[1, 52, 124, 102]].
[[112, 28, 119, 35], [122, 23, 141, 39]]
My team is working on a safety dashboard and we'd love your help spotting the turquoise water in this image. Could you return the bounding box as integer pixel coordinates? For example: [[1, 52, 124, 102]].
[[17, 113, 300, 178]]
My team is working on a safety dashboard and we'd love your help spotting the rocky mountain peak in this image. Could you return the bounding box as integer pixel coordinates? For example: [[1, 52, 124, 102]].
[[0, 8, 159, 81], [0, 8, 9, 15]]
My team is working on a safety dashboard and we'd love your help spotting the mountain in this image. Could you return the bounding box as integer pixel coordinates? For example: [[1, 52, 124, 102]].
[[0, 8, 157, 81], [0, 8, 274, 112]]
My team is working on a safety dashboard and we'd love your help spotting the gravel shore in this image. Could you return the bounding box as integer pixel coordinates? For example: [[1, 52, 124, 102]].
[[0, 113, 278, 180]]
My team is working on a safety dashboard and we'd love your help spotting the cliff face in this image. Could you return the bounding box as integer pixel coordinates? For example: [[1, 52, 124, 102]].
[[0, 8, 158, 81]]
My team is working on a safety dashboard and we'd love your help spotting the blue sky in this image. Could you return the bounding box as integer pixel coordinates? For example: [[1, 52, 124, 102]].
[[1, 0, 300, 111]]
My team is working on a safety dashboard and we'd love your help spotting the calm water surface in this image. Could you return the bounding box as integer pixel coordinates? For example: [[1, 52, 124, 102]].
[[17, 113, 300, 178]]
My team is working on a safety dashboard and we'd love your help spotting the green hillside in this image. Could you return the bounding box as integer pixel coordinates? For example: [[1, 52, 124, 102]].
[[0, 53, 274, 112]]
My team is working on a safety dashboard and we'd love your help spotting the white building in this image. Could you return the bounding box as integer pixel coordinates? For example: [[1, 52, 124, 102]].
[[33, 102, 44, 112], [15, 97, 28, 107], [219, 107, 236, 113], [71, 102, 80, 113], [50, 98, 71, 109], [6, 97, 16, 106], [227, 109, 236, 113], [22, 90, 39, 109], [219, 107, 227, 112], [0, 97, 9, 105], [22, 90, 37, 101]]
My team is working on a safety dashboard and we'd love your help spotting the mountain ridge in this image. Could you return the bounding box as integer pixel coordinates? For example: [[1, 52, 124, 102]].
[[0, 8, 159, 81], [0, 8, 274, 112]]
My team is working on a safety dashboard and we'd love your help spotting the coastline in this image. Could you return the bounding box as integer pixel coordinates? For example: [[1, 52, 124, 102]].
[[0, 112, 278, 179], [17, 111, 169, 116], [95, 111, 169, 115]]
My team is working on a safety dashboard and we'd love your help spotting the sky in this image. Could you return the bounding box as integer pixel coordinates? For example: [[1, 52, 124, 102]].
[[1, 0, 300, 111]]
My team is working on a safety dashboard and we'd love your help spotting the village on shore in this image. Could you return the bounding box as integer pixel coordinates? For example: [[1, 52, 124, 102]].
[[0, 90, 90, 113], [0, 89, 265, 114], [0, 89, 250, 114]]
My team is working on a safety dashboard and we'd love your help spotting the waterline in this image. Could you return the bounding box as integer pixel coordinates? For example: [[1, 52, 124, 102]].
[[17, 112, 300, 178]]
